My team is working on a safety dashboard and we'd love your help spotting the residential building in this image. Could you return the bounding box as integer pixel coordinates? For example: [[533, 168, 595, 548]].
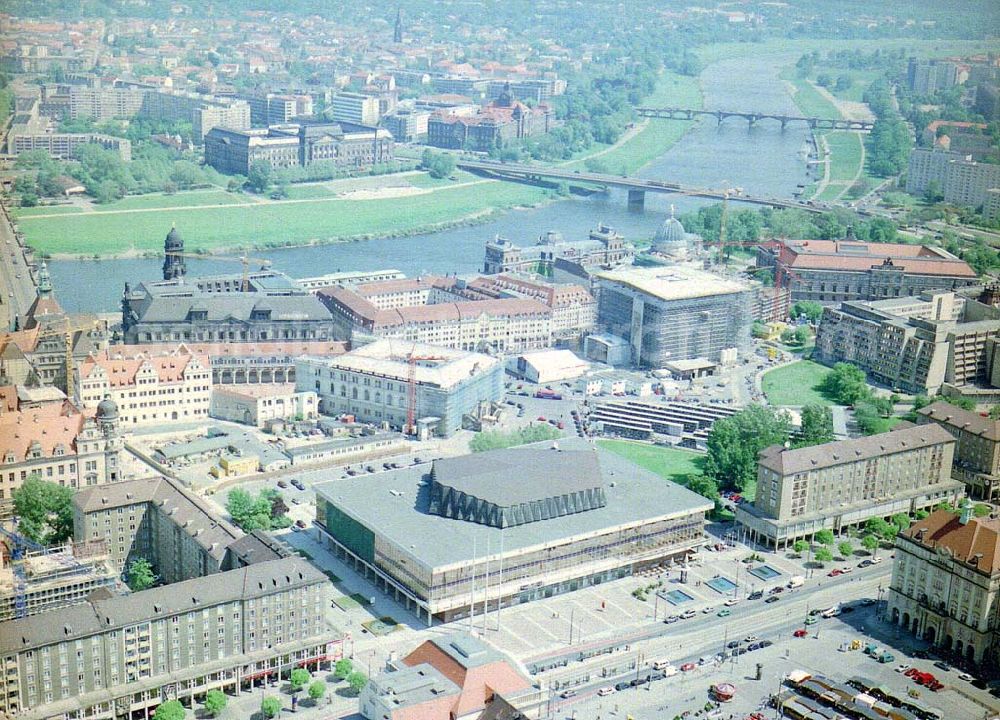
[[138, 88, 251, 143], [595, 265, 753, 366], [318, 276, 552, 353], [917, 401, 1000, 501], [0, 399, 122, 515], [813, 289, 1000, 394], [330, 92, 380, 125], [486, 78, 563, 104], [68, 84, 147, 121], [760, 238, 978, 303], [75, 348, 212, 428], [204, 122, 393, 175], [0, 541, 117, 622], [465, 274, 597, 339], [209, 384, 317, 428], [7, 131, 131, 161], [296, 339, 504, 437], [483, 225, 634, 275], [361, 634, 535, 720], [735, 424, 964, 548], [381, 109, 430, 143], [887, 507, 1000, 666], [426, 91, 551, 152], [907, 58, 959, 95], [906, 148, 1000, 209], [314, 439, 712, 624], [0, 558, 331, 720], [120, 271, 335, 346]]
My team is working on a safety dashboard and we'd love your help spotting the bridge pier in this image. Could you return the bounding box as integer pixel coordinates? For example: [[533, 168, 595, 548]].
[[780, 117, 788, 131], [748, 115, 758, 128], [627, 189, 646, 210], [715, 111, 725, 126]]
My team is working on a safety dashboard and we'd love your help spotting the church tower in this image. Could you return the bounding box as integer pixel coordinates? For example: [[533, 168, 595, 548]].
[[393, 8, 403, 43], [162, 224, 186, 281]]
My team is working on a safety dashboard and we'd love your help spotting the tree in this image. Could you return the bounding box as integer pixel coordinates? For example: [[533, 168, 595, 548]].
[[203, 690, 227, 718], [820, 362, 870, 405], [13, 476, 74, 545], [290, 668, 311, 692], [989, 405, 1000, 420], [923, 180, 944, 203], [420, 150, 455, 179], [816, 73, 833, 87], [974, 503, 991, 517], [780, 328, 799, 345], [246, 160, 272, 193], [814, 547, 833, 565], [792, 539, 809, 556], [751, 321, 769, 339], [226, 488, 275, 532], [862, 534, 880, 555], [794, 326, 811, 346], [153, 700, 185, 720], [891, 513, 912, 532], [798, 404, 835, 447], [261, 696, 282, 719], [704, 406, 791, 491], [347, 671, 368, 695], [866, 517, 891, 537], [126, 558, 157, 591], [853, 401, 884, 435], [943, 395, 976, 411], [814, 529, 835, 547], [685, 475, 720, 502], [308, 681, 326, 701], [334, 658, 354, 680], [838, 540, 854, 559]]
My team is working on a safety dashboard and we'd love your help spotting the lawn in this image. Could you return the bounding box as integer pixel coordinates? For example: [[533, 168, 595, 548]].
[[97, 189, 245, 211], [780, 70, 842, 121], [761, 360, 836, 407], [562, 70, 701, 175], [597, 440, 704, 483], [282, 185, 337, 200], [17, 180, 550, 256], [825, 131, 864, 183], [11, 205, 84, 217]]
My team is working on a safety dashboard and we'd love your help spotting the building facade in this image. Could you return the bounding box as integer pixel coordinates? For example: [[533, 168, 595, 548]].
[[296, 340, 504, 437], [0, 558, 331, 720], [330, 92, 381, 125], [907, 58, 959, 95], [68, 84, 147, 121], [483, 225, 634, 275], [736, 424, 964, 548], [887, 507, 1000, 668], [0, 400, 122, 514], [760, 239, 979, 304], [917, 401, 1000, 501], [138, 89, 251, 144], [595, 266, 753, 366], [8, 132, 131, 161], [907, 148, 1000, 210], [813, 290, 1000, 394], [209, 384, 318, 428], [75, 349, 212, 428]]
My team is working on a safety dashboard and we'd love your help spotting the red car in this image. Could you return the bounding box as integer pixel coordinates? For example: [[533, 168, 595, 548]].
[[828, 569, 843, 577], [680, 662, 696, 672], [537, 416, 546, 422], [793, 629, 808, 638]]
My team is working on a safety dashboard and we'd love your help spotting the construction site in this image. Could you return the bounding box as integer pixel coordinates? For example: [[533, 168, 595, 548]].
[[0, 525, 118, 621]]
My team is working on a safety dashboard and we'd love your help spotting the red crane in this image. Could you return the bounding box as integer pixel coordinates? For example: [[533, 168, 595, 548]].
[[406, 348, 446, 435]]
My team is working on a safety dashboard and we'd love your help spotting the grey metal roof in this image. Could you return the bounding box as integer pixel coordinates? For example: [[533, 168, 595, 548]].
[[0, 558, 323, 654], [432, 633, 507, 669], [133, 293, 332, 324], [284, 432, 400, 457], [918, 400, 1000, 441], [369, 663, 460, 708], [314, 438, 713, 569]]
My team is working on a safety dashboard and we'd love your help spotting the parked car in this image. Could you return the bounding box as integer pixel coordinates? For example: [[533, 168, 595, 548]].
[[559, 689, 577, 699], [717, 609, 731, 617], [680, 663, 696, 672], [744, 635, 759, 644], [805, 616, 817, 626], [748, 590, 763, 600], [727, 640, 741, 649], [794, 629, 808, 638], [295, 519, 307, 528], [724, 598, 740, 606], [680, 609, 696, 619], [895, 664, 911, 673], [277, 480, 288, 488], [933, 661, 952, 672], [765, 596, 779, 604], [597, 687, 614, 696]]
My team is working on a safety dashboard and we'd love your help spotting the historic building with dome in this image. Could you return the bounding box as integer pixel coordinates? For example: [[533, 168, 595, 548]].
[[650, 207, 700, 260]]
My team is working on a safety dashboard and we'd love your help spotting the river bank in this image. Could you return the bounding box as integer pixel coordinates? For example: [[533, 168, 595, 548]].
[[14, 71, 700, 258]]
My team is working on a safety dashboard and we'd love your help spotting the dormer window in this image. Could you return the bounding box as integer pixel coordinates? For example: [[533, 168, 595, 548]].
[[54, 444, 66, 457], [28, 441, 43, 460], [3, 452, 14, 464]]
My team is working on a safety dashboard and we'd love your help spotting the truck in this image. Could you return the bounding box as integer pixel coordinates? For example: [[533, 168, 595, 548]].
[[535, 389, 563, 400], [787, 576, 805, 589]]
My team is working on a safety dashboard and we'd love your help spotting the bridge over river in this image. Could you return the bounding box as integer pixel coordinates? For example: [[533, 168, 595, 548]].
[[456, 159, 831, 212], [635, 107, 873, 131]]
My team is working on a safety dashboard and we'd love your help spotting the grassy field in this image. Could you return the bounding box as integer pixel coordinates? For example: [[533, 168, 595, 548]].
[[597, 439, 704, 483], [761, 360, 836, 406], [19, 180, 549, 256], [780, 70, 842, 121], [97, 189, 246, 211], [11, 205, 84, 217], [825, 131, 864, 183], [563, 71, 702, 175], [696, 38, 994, 67]]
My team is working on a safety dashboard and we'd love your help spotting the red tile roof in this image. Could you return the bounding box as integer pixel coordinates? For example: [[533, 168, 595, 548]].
[[902, 509, 1000, 575], [0, 402, 89, 463]]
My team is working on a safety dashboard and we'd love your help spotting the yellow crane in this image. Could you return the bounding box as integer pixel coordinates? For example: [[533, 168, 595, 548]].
[[162, 251, 274, 292]]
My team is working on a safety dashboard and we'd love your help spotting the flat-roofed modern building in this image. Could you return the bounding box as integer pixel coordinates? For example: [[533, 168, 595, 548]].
[[813, 289, 1000, 394], [0, 558, 332, 720], [313, 440, 712, 624], [735, 424, 964, 548], [917, 400, 1000, 501], [594, 266, 753, 366], [297, 339, 504, 437]]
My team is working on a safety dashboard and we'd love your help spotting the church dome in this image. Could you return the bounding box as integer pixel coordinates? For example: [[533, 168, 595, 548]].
[[165, 225, 183, 251], [96, 395, 119, 420], [652, 208, 687, 254]]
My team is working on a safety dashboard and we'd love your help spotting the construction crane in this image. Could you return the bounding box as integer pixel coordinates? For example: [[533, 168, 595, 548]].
[[405, 347, 446, 436], [163, 251, 274, 292], [33, 317, 104, 400], [0, 520, 45, 619]]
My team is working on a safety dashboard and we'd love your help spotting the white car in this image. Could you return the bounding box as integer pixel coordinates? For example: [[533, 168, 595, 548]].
[[895, 664, 911, 673], [597, 686, 615, 696], [959, 673, 975, 682], [702, 606, 715, 614], [724, 598, 740, 606], [744, 635, 759, 644], [680, 609, 696, 619]]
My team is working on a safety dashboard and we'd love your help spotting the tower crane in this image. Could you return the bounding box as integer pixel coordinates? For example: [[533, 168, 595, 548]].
[[162, 251, 274, 292], [405, 346, 446, 436]]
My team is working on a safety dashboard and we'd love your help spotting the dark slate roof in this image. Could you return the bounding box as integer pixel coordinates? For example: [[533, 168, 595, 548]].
[[131, 292, 332, 324]]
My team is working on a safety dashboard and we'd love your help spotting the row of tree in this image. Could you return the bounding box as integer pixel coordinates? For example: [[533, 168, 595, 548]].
[[863, 79, 913, 178], [225, 488, 293, 532]]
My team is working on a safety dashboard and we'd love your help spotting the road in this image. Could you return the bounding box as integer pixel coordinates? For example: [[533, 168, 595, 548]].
[[0, 206, 35, 331]]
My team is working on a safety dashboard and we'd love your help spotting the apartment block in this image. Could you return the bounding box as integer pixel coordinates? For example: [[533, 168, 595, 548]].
[[917, 401, 1000, 501], [906, 148, 1000, 210], [68, 85, 146, 121], [330, 92, 380, 125], [8, 131, 132, 161], [813, 290, 1000, 394], [735, 424, 964, 548], [138, 89, 251, 143]]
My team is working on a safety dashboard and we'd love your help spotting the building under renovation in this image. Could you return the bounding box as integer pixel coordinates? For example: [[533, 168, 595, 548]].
[[594, 266, 753, 367]]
